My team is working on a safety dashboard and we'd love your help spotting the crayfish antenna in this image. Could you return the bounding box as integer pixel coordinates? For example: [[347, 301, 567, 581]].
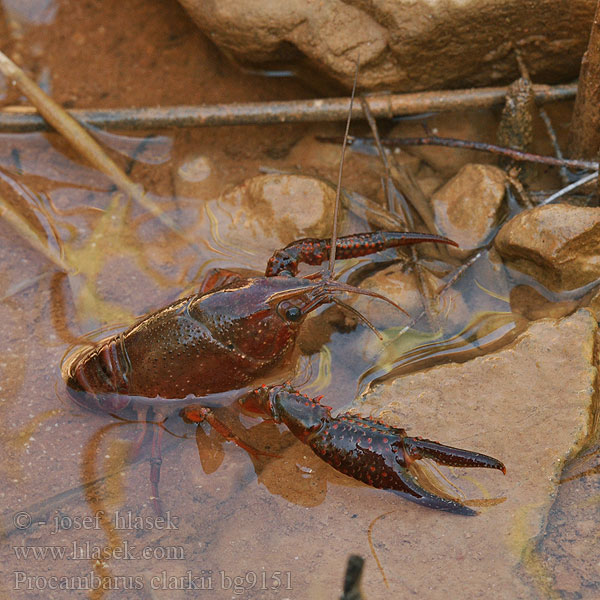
[[327, 52, 360, 277], [332, 297, 383, 340], [265, 277, 410, 319], [324, 279, 409, 316]]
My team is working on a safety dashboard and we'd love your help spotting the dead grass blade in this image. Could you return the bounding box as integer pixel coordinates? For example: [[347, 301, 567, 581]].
[[0, 190, 70, 271], [0, 50, 192, 248]]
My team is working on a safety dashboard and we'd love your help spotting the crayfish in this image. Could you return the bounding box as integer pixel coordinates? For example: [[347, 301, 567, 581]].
[[63, 230, 505, 516]]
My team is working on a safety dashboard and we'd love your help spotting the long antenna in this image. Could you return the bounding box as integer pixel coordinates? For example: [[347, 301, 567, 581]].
[[327, 55, 360, 276]]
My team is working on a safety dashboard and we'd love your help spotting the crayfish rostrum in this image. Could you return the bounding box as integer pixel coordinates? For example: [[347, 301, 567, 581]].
[[64, 231, 505, 516]]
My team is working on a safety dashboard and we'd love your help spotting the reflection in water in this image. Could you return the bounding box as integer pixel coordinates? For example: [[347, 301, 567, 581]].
[[0, 133, 109, 185], [1, 0, 57, 25], [79, 421, 129, 600], [359, 311, 528, 394], [194, 415, 331, 507], [84, 127, 173, 165]]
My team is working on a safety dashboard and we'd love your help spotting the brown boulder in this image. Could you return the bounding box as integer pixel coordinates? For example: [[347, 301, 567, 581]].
[[494, 204, 600, 291], [178, 0, 595, 91]]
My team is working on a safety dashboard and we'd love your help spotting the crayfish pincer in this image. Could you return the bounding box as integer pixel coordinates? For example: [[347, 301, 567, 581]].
[[63, 230, 505, 515], [233, 384, 505, 516]]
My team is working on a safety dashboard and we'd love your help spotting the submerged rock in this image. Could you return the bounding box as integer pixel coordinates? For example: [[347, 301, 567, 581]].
[[431, 163, 507, 258], [195, 171, 426, 273], [353, 309, 596, 598], [177, 0, 595, 91], [494, 204, 600, 291], [195, 173, 341, 269], [223, 173, 337, 242], [509, 284, 582, 321], [352, 264, 469, 333]]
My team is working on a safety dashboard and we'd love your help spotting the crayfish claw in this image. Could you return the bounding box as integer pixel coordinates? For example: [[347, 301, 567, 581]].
[[395, 436, 505, 514], [395, 430, 506, 516], [393, 467, 479, 516], [402, 436, 506, 474], [240, 384, 505, 515]]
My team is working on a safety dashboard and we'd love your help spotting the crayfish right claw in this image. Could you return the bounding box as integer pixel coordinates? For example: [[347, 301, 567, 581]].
[[392, 468, 479, 516], [239, 384, 505, 515], [397, 437, 506, 515], [402, 436, 506, 474]]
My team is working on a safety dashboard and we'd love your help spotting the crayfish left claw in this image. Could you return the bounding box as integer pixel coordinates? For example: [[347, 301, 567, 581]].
[[396, 436, 506, 515], [240, 384, 505, 515], [402, 436, 506, 474]]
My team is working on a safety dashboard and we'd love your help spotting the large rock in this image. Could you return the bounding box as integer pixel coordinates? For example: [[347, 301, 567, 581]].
[[178, 0, 596, 91], [179, 310, 595, 598], [351, 310, 596, 598], [494, 204, 600, 291], [189, 171, 417, 273]]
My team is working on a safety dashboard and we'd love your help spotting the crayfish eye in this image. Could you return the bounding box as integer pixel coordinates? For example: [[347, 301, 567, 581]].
[[277, 301, 303, 323], [285, 306, 302, 322]]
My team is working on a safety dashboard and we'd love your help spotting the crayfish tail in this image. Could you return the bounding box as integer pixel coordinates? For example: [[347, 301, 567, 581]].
[[403, 437, 506, 474]]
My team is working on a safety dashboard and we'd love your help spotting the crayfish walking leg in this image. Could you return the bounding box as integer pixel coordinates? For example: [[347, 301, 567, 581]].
[[239, 384, 505, 516]]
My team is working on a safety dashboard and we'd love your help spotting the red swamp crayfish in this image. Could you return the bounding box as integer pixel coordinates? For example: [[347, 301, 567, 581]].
[[63, 231, 505, 516]]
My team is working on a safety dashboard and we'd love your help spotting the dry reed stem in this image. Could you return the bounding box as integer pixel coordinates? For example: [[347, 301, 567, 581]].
[[0, 84, 577, 132], [0, 191, 70, 271], [0, 50, 191, 248]]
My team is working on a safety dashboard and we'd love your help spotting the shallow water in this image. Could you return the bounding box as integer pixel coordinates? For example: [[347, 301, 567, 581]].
[[0, 1, 598, 599]]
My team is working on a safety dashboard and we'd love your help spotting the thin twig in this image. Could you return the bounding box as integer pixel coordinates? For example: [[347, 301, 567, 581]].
[[538, 171, 598, 206], [358, 98, 437, 233], [0, 271, 53, 302], [319, 135, 598, 171], [328, 56, 359, 274], [340, 555, 365, 600], [538, 108, 570, 185], [359, 96, 439, 330], [514, 48, 532, 81], [359, 96, 396, 215], [0, 83, 577, 133], [505, 171, 534, 209], [0, 190, 70, 271], [395, 249, 486, 336]]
